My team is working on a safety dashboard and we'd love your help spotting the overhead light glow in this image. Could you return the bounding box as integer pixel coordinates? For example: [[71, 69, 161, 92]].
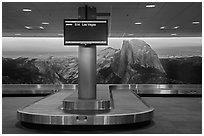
[[146, 4, 155, 8], [171, 33, 177, 36], [25, 26, 32, 29], [39, 26, 44, 30], [135, 22, 142, 25], [22, 8, 32, 12], [42, 22, 49, 25], [160, 26, 165, 30], [192, 21, 200, 24], [173, 26, 180, 29], [128, 34, 134, 36]]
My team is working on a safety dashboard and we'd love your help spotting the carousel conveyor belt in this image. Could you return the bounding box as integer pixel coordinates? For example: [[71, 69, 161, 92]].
[[16, 85, 154, 125], [2, 84, 202, 96]]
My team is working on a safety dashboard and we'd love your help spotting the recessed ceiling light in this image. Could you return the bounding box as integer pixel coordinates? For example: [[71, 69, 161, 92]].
[[160, 26, 165, 30], [25, 26, 45, 30], [22, 8, 32, 12], [39, 26, 44, 30], [146, 4, 155, 8], [42, 22, 49, 25], [171, 33, 177, 36], [14, 33, 21, 36], [173, 26, 180, 29], [128, 34, 134, 36], [135, 22, 142, 25], [192, 21, 200, 24], [25, 26, 32, 29]]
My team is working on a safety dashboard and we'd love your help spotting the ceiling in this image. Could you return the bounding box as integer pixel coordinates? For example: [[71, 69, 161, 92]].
[[2, 2, 202, 37]]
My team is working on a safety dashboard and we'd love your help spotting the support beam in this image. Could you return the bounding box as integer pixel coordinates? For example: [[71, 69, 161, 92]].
[[78, 6, 97, 100]]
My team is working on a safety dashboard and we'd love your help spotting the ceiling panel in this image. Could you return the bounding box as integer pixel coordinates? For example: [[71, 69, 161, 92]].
[[2, 2, 202, 37]]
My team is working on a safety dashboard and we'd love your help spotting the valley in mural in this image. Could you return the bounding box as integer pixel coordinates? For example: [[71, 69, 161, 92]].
[[2, 39, 202, 84]]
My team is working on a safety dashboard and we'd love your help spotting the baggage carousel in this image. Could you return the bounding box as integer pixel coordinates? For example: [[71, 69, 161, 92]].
[[16, 85, 154, 125], [2, 84, 202, 134]]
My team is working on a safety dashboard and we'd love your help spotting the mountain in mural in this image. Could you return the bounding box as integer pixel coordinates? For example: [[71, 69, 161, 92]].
[[2, 39, 202, 84], [160, 56, 202, 84], [2, 56, 78, 84], [97, 39, 167, 84]]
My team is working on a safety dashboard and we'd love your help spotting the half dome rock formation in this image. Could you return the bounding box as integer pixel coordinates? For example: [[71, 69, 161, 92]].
[[96, 39, 167, 84], [110, 39, 167, 83], [112, 39, 165, 75]]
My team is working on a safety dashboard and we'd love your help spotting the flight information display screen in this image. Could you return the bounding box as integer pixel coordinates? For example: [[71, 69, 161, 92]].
[[64, 19, 108, 45]]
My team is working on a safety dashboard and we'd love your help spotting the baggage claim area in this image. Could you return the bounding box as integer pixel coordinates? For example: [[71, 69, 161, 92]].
[[2, 2, 202, 134]]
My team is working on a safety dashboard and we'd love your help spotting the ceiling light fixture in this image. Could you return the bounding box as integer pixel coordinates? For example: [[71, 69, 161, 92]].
[[58, 33, 63, 36], [135, 22, 142, 25], [42, 22, 49, 25], [25, 26, 32, 29], [173, 26, 180, 29], [146, 4, 155, 8], [39, 26, 44, 30], [128, 34, 134, 36], [22, 8, 32, 12], [160, 26, 165, 30], [192, 21, 200, 24]]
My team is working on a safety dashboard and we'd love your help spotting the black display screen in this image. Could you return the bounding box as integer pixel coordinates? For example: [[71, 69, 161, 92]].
[[64, 20, 108, 45]]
